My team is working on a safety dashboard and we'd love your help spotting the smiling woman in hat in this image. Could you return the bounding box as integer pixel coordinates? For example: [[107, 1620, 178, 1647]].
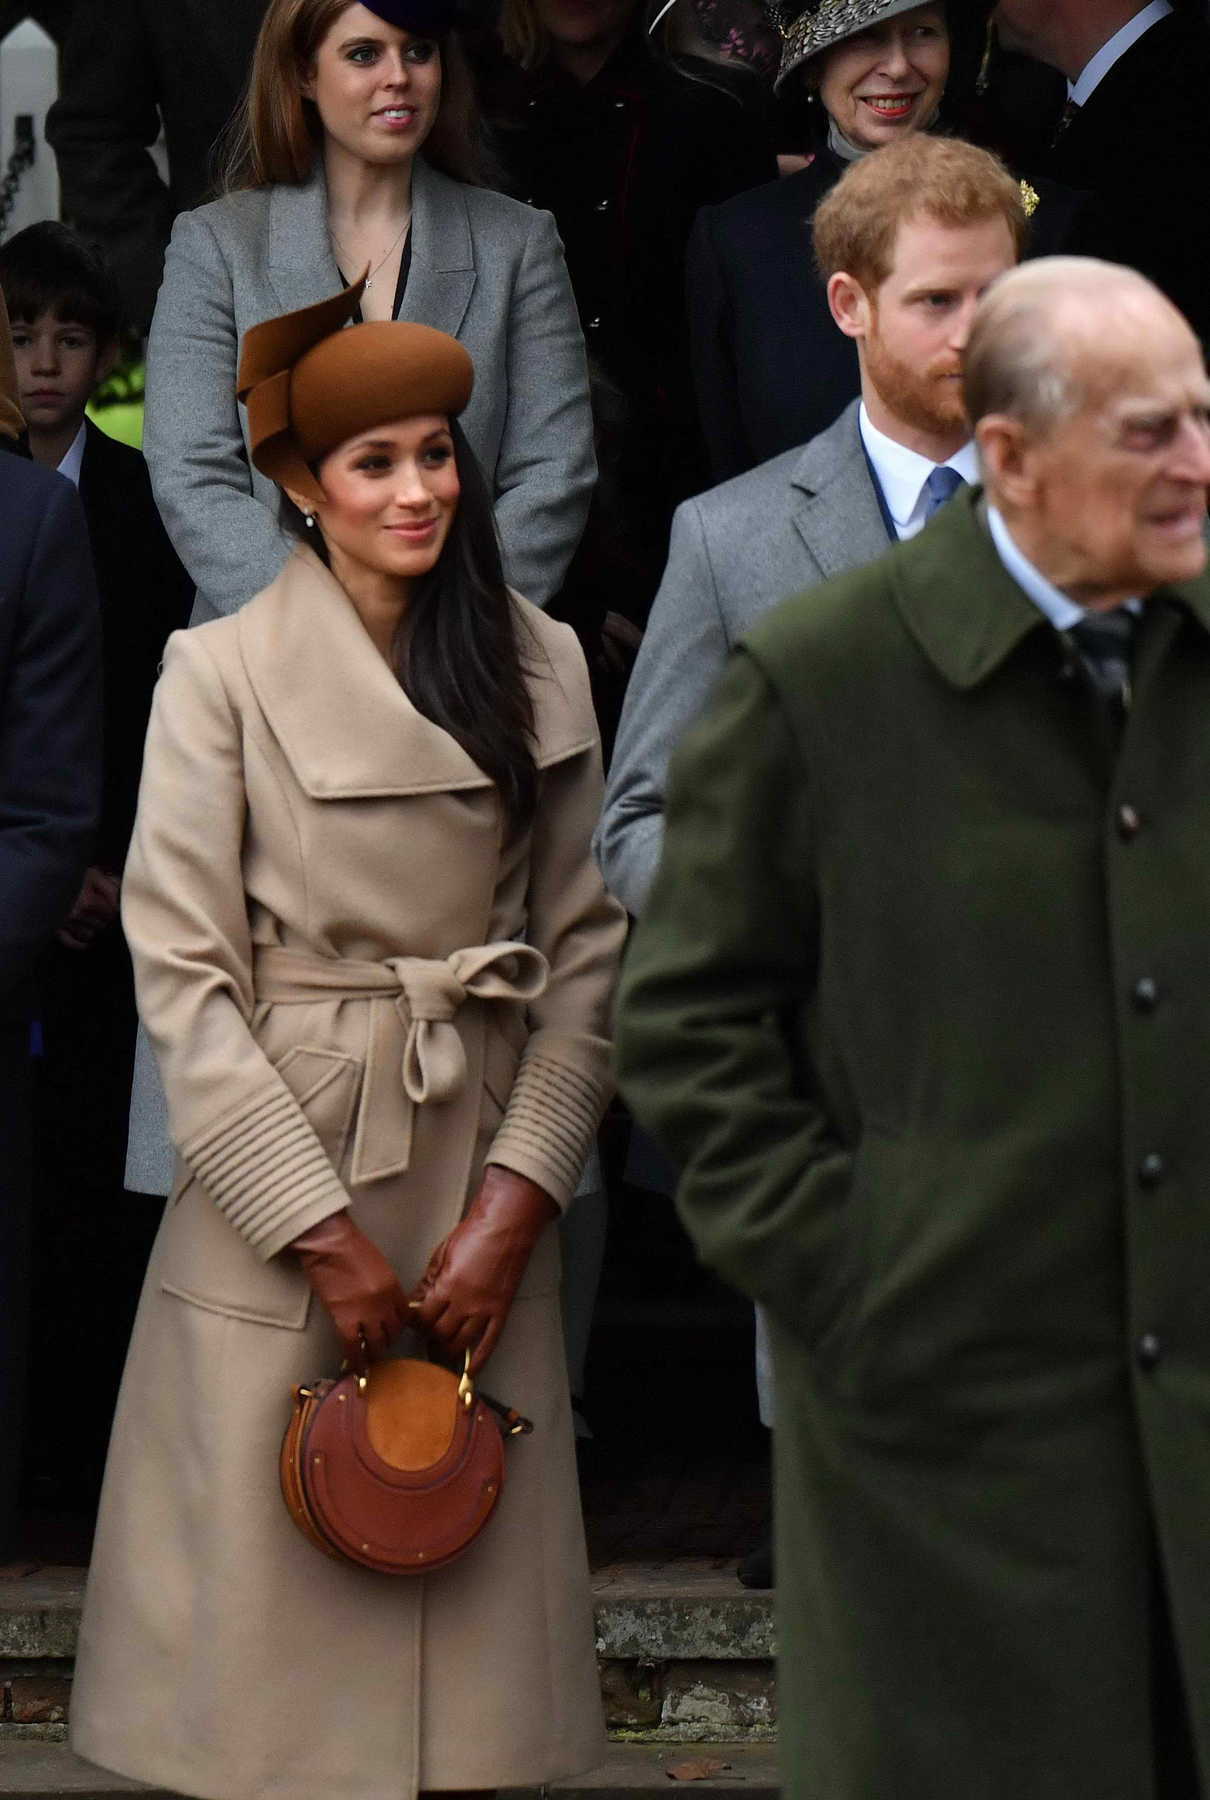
[[69, 282, 626, 1800], [689, 0, 954, 482], [139, 0, 594, 636]]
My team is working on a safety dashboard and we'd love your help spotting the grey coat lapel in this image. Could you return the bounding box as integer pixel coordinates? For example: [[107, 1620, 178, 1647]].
[[266, 167, 345, 314], [788, 402, 892, 579], [397, 158, 476, 337]]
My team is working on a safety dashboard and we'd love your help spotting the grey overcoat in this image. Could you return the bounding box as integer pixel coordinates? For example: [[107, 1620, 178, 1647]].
[[72, 548, 626, 1800], [143, 155, 595, 624]]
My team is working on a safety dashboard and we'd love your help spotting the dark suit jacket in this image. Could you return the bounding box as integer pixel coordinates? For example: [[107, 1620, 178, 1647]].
[[0, 444, 99, 1553], [688, 143, 1084, 486], [0, 451, 100, 1012], [1038, 8, 1210, 345], [46, 0, 268, 329], [77, 421, 193, 870]]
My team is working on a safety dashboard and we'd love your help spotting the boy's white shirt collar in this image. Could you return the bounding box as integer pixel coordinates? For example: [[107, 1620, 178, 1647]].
[[1069, 0, 1171, 105], [859, 404, 980, 541], [55, 421, 87, 489]]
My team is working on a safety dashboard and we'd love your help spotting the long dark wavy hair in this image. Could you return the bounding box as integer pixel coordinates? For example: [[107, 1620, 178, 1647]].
[[288, 421, 539, 841]]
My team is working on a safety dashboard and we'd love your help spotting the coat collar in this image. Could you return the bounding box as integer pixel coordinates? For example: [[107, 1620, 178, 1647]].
[[267, 157, 476, 339], [787, 401, 891, 580], [889, 487, 1210, 688], [237, 548, 595, 798]]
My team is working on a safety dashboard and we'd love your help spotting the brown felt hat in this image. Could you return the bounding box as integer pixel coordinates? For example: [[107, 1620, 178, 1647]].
[[237, 275, 474, 504], [0, 289, 25, 441]]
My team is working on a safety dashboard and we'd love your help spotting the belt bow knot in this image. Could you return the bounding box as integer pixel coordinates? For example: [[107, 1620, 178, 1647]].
[[253, 942, 548, 1186], [385, 946, 548, 1110]]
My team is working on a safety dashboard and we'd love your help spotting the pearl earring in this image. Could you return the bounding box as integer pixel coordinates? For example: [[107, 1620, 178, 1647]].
[[304, 511, 316, 529]]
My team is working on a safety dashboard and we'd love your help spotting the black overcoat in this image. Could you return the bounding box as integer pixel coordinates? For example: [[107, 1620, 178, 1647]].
[[0, 452, 100, 1551], [618, 492, 1210, 1797], [25, 425, 192, 1500], [1035, 6, 1210, 347]]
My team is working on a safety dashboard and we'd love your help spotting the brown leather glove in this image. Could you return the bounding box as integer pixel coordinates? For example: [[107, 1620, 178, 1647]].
[[290, 1210, 410, 1361], [409, 1165, 558, 1374]]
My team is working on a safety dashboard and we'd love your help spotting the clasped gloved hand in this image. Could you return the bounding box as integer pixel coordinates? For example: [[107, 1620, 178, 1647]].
[[409, 1164, 558, 1374], [290, 1210, 410, 1361]]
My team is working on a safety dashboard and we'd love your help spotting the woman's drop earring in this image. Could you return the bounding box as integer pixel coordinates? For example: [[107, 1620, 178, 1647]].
[[304, 511, 316, 529]]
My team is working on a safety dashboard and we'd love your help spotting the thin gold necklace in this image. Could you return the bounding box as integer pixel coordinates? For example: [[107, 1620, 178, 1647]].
[[330, 212, 411, 292]]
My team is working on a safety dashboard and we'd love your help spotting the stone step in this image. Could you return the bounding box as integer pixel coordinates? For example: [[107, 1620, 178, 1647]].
[[0, 1739, 780, 1798], [1, 1564, 776, 1745]]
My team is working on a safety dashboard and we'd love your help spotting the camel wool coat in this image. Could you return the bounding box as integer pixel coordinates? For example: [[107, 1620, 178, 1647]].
[[70, 548, 627, 1800]]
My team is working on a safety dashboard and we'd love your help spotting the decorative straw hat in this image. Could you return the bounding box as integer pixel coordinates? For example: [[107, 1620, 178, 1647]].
[[0, 290, 25, 441], [767, 0, 939, 92], [237, 275, 474, 504]]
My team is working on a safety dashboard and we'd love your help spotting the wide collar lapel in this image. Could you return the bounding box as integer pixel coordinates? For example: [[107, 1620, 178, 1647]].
[[267, 165, 345, 316], [890, 492, 1210, 686], [788, 402, 890, 579], [396, 157, 476, 336], [238, 548, 493, 797], [890, 490, 1047, 687]]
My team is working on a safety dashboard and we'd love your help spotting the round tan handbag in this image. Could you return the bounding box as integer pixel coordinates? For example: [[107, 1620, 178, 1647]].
[[280, 1353, 532, 1574]]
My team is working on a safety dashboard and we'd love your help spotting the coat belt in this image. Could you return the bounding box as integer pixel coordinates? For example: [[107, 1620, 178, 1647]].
[[252, 942, 549, 1186]]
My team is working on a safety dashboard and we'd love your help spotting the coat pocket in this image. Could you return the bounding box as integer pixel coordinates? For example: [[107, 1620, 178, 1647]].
[[159, 1172, 314, 1329], [158, 1046, 363, 1328], [272, 1044, 362, 1177]]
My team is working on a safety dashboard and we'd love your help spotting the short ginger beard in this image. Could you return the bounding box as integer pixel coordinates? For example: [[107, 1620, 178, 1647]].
[[862, 308, 969, 445]]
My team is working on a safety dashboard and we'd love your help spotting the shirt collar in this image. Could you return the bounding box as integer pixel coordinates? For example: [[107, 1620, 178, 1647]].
[[987, 505, 1141, 627], [55, 420, 87, 490], [858, 404, 980, 528], [1069, 0, 1171, 105]]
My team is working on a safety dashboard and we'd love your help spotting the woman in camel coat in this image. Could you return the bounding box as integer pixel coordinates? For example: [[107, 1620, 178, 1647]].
[[70, 282, 626, 1800]]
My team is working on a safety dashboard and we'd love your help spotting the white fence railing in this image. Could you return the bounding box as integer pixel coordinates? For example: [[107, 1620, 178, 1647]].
[[0, 17, 60, 239]]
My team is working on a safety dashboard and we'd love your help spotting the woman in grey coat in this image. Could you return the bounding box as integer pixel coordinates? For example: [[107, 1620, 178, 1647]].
[[143, 0, 595, 625]]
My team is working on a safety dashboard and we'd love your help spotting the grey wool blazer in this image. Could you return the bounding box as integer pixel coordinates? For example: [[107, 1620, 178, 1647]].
[[143, 155, 596, 622], [596, 401, 890, 915]]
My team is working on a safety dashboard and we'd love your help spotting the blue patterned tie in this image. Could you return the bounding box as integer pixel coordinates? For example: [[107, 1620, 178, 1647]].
[[923, 465, 966, 519], [1068, 609, 1137, 710]]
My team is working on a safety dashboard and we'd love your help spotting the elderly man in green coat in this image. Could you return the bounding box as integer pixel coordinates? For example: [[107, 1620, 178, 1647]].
[[617, 256, 1210, 1799]]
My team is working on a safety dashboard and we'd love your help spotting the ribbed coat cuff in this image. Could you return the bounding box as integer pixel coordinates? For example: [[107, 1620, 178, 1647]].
[[180, 1083, 351, 1260], [488, 1040, 611, 1210]]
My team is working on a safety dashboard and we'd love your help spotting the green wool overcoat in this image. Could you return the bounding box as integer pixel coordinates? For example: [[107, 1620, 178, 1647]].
[[617, 490, 1210, 1799]]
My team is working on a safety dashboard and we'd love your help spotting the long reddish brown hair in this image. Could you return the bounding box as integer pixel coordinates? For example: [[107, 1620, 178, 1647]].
[[219, 0, 484, 191]]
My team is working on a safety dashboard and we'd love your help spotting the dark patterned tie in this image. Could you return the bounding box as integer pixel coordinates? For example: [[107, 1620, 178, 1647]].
[[923, 466, 966, 520], [1068, 609, 1138, 710], [1051, 98, 1078, 148]]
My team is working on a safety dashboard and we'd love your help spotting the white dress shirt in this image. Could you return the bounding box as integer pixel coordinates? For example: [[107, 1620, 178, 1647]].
[[1069, 0, 1172, 106], [55, 421, 88, 490], [987, 505, 1140, 627], [859, 405, 980, 541]]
